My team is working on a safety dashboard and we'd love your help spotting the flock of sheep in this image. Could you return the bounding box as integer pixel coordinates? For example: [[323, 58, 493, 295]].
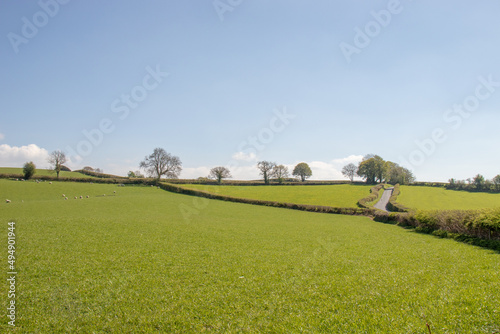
[[5, 180, 118, 204]]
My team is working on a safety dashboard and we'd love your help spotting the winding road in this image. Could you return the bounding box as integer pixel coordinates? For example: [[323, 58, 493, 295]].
[[373, 187, 394, 212]]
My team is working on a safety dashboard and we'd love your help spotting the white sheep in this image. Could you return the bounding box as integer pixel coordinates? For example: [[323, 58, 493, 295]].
[[62, 194, 66, 197], [74, 196, 77, 199], [49, 182, 52, 184], [6, 199, 11, 203], [64, 197, 68, 200], [113, 191, 116, 194], [80, 196, 83, 199], [86, 195, 89, 198]]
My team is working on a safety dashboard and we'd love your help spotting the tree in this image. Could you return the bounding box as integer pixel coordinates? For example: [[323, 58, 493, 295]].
[[341, 163, 357, 182], [209, 167, 232, 184], [493, 175, 500, 191], [83, 166, 94, 172], [139, 148, 182, 180], [257, 161, 276, 184], [384, 161, 415, 185], [292, 162, 312, 182], [48, 150, 67, 179], [473, 174, 485, 190], [273, 165, 289, 184], [23, 161, 36, 180], [357, 155, 386, 184]]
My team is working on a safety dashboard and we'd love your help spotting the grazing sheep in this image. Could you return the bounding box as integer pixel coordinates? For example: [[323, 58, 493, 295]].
[[6, 199, 11, 203], [86, 195, 89, 198], [74, 196, 77, 199], [62, 194, 66, 197], [49, 182, 52, 184], [64, 197, 68, 200], [103, 194, 106, 196], [113, 191, 116, 194], [80, 196, 83, 199]]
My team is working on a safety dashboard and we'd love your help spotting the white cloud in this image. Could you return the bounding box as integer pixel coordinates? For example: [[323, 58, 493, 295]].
[[0, 144, 49, 168], [181, 166, 212, 179], [232, 151, 257, 162]]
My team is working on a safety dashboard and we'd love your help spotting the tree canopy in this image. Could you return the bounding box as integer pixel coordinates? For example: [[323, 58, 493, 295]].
[[292, 162, 312, 182], [139, 148, 182, 180]]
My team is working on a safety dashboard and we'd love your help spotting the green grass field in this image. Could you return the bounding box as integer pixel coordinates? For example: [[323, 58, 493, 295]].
[[0, 179, 499, 332], [398, 186, 500, 210], [0, 167, 94, 179], [178, 184, 374, 208]]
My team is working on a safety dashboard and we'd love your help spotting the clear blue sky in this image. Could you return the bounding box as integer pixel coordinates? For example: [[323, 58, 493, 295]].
[[1, 0, 499, 181]]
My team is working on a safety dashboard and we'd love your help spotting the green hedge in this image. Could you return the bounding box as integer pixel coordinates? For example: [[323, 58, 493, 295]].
[[373, 209, 500, 250], [357, 184, 385, 209], [386, 184, 411, 213], [160, 183, 374, 216]]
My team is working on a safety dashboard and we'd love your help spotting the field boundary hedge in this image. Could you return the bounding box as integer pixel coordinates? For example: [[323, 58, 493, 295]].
[[167, 179, 359, 186], [357, 184, 385, 209], [372, 209, 500, 251], [160, 183, 374, 216], [0, 173, 156, 185], [386, 184, 411, 212], [73, 169, 127, 179]]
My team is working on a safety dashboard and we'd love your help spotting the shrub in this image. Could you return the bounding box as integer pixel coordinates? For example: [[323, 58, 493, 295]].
[[23, 161, 36, 180]]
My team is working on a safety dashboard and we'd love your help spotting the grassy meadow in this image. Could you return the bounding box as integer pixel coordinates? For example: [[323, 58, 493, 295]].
[[0, 167, 94, 179], [178, 184, 374, 208], [0, 179, 499, 332], [398, 185, 500, 210]]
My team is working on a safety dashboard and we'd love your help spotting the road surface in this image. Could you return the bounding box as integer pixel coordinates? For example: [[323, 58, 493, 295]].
[[373, 187, 394, 212]]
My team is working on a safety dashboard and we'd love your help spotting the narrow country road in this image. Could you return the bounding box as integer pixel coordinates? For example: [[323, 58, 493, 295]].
[[373, 187, 394, 212]]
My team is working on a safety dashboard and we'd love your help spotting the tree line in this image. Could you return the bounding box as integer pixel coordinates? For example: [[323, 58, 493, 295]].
[[341, 154, 416, 185], [448, 174, 500, 192]]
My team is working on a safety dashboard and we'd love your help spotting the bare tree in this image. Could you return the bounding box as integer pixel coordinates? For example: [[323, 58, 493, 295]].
[[342, 163, 357, 183], [139, 148, 182, 180], [209, 167, 232, 184], [48, 150, 67, 179], [257, 161, 276, 184], [272, 165, 289, 184]]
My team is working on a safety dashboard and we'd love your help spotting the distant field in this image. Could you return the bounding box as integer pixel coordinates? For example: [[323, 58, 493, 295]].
[[0, 167, 94, 179], [178, 184, 374, 208], [1, 179, 499, 332], [398, 186, 500, 210]]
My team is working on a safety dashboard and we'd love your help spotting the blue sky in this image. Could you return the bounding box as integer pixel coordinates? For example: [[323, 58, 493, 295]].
[[1, 0, 499, 181]]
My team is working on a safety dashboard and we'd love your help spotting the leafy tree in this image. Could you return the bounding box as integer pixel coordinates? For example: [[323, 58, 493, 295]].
[[357, 159, 377, 184], [292, 162, 312, 182], [209, 166, 232, 184], [493, 175, 500, 191], [48, 150, 67, 179], [473, 174, 485, 190], [23, 161, 36, 180], [357, 155, 387, 184], [83, 166, 94, 172], [257, 161, 276, 185], [139, 148, 182, 180], [341, 163, 357, 182], [272, 165, 289, 184], [384, 161, 415, 185]]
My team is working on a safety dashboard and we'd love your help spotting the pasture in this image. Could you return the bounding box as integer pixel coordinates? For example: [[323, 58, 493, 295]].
[[0, 179, 499, 332], [178, 184, 374, 208], [0, 167, 94, 179], [397, 185, 500, 211]]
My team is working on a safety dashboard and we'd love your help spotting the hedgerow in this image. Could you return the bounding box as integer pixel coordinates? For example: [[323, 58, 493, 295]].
[[357, 184, 385, 208], [386, 184, 411, 212], [160, 183, 373, 216]]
